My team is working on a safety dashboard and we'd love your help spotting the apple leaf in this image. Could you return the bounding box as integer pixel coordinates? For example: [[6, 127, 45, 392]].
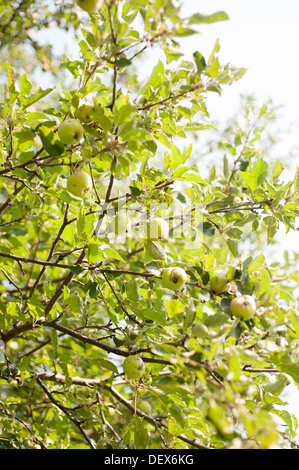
[[193, 51, 206, 74], [37, 125, 65, 156], [27, 297, 45, 319], [189, 11, 229, 25], [138, 308, 167, 326], [68, 265, 86, 275], [272, 352, 299, 386], [102, 246, 125, 263], [134, 417, 149, 449]]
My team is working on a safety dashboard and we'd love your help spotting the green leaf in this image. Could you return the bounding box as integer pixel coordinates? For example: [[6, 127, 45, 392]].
[[51, 329, 58, 359], [93, 111, 113, 131], [189, 11, 229, 25], [115, 58, 132, 68], [37, 125, 65, 156], [266, 216, 277, 243], [20, 74, 32, 99], [178, 173, 207, 185], [205, 312, 229, 328], [113, 96, 135, 126], [0, 301, 7, 315], [294, 165, 299, 193], [77, 205, 85, 238], [226, 238, 239, 257], [198, 221, 215, 237], [255, 268, 271, 296], [169, 143, 182, 171], [102, 246, 125, 263], [193, 51, 206, 74], [22, 87, 53, 110], [68, 265, 86, 275], [98, 359, 118, 374], [247, 253, 266, 274], [122, 128, 152, 141], [134, 416, 149, 449], [6, 63, 18, 104], [272, 352, 299, 386], [145, 240, 166, 262], [270, 160, 284, 183], [169, 402, 185, 429], [239, 171, 257, 192], [141, 59, 165, 97], [138, 308, 167, 326], [252, 158, 268, 186], [27, 297, 45, 319], [67, 294, 82, 315]]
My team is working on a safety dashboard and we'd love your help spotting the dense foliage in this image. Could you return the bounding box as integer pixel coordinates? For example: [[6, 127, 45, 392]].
[[1, 0, 299, 449]]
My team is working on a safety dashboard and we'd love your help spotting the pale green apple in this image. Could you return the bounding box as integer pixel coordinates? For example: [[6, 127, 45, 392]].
[[147, 217, 169, 241], [230, 295, 256, 321], [77, 0, 102, 13], [67, 171, 92, 198], [58, 118, 84, 145], [138, 400, 151, 414], [76, 104, 95, 124], [110, 213, 131, 236], [123, 355, 145, 379], [161, 267, 187, 291], [209, 268, 229, 293]]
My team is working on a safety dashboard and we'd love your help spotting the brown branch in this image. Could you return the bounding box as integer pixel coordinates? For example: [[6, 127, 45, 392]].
[[37, 371, 211, 450], [28, 204, 70, 298], [102, 272, 143, 327], [36, 376, 96, 449], [0, 146, 44, 176], [137, 85, 202, 112]]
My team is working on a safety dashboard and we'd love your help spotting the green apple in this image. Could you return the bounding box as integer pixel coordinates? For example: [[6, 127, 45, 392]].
[[209, 268, 229, 293], [110, 213, 131, 236], [67, 170, 92, 198], [138, 400, 151, 415], [147, 217, 169, 241], [76, 104, 95, 124], [161, 267, 187, 291], [230, 295, 256, 321], [58, 118, 84, 145], [77, 0, 102, 13], [123, 355, 145, 379]]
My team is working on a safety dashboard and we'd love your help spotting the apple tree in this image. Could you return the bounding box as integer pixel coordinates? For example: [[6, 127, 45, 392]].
[[1, 0, 299, 450]]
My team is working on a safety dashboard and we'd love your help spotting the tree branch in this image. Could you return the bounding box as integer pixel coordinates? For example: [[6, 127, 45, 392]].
[[37, 371, 211, 450], [36, 376, 96, 449]]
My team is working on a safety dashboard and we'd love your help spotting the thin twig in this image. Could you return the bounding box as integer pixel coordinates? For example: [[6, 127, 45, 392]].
[[36, 376, 96, 449]]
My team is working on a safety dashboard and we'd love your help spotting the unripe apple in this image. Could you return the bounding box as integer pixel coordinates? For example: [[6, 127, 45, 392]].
[[209, 268, 229, 293], [76, 104, 95, 124], [110, 213, 131, 236], [161, 267, 187, 291], [123, 355, 145, 379], [77, 0, 102, 13], [138, 400, 152, 415], [67, 170, 92, 198], [147, 217, 169, 241], [230, 295, 256, 321], [58, 118, 84, 145]]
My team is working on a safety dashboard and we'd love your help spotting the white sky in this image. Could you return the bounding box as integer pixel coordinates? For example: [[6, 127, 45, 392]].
[[180, 0, 299, 133]]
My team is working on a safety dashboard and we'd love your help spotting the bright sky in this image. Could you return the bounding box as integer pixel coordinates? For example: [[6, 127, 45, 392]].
[[180, 0, 299, 136]]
